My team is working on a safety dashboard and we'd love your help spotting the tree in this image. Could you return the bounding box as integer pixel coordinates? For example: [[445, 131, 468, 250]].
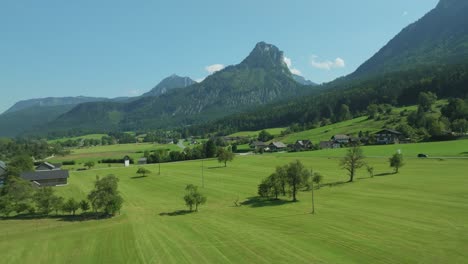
[[452, 119, 468, 133], [0, 177, 34, 216], [338, 104, 352, 121], [312, 173, 324, 189], [34, 187, 56, 215], [4, 155, 34, 180], [80, 200, 90, 213], [217, 148, 235, 167], [136, 167, 151, 177], [204, 139, 217, 158], [418, 92, 437, 112], [286, 160, 310, 202], [62, 198, 80, 215], [84, 161, 95, 170], [183, 184, 207, 212], [258, 130, 274, 142], [366, 165, 374, 178], [367, 104, 379, 119], [87, 175, 124, 216], [340, 144, 366, 182], [50, 196, 64, 215], [389, 153, 404, 173]]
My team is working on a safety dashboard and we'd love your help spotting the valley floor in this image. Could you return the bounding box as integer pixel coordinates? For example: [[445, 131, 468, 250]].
[[1, 141, 468, 263]]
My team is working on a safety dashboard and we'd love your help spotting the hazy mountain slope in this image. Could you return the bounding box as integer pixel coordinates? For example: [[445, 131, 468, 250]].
[[141, 75, 196, 97], [3, 96, 108, 114], [352, 0, 468, 78]]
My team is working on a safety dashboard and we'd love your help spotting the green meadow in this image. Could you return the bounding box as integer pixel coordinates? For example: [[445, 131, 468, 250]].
[[49, 142, 182, 168], [1, 140, 467, 263]]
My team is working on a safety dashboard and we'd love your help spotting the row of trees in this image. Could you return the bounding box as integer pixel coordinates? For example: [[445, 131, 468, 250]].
[[258, 160, 323, 202], [258, 145, 405, 204], [0, 174, 123, 217]]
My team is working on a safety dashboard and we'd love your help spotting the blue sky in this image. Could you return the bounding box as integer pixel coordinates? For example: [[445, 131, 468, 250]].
[[0, 0, 439, 113]]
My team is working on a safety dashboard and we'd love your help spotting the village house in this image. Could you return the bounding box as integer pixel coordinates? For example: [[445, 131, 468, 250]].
[[319, 141, 341, 149], [20, 162, 69, 187], [124, 155, 131, 167], [268, 141, 287, 152], [293, 140, 313, 151], [20, 170, 69, 187], [375, 129, 403, 144], [138, 157, 148, 165], [249, 141, 268, 150], [331, 134, 351, 144]]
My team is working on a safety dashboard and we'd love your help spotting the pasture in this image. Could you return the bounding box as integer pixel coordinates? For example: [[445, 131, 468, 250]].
[[1, 140, 467, 263]]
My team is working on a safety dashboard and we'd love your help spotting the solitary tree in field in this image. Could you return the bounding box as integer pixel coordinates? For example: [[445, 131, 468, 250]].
[[312, 173, 324, 189], [84, 161, 95, 170], [286, 160, 311, 202], [389, 153, 404, 173], [87, 175, 123, 216], [217, 148, 235, 167], [136, 167, 151, 177], [366, 165, 374, 178], [340, 144, 366, 182], [183, 184, 207, 212]]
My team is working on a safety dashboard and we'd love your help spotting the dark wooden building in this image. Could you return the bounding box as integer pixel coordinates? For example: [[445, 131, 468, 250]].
[[20, 170, 69, 187], [375, 129, 403, 144], [294, 140, 313, 151]]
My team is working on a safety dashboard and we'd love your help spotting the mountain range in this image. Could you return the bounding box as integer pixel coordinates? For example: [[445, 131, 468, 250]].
[[1, 0, 467, 138]]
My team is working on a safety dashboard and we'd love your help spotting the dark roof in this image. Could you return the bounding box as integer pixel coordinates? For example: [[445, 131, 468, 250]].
[[332, 134, 350, 140], [36, 162, 62, 170], [296, 140, 312, 146], [124, 155, 131, 160], [21, 170, 69, 181], [250, 141, 268, 147], [375, 129, 402, 135], [270, 142, 287, 148]]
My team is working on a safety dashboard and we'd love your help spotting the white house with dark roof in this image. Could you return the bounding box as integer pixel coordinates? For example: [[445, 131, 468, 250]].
[[0, 161, 6, 177], [375, 129, 403, 144]]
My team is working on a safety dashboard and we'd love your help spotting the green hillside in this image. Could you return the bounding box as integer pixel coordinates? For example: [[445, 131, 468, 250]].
[[1, 140, 467, 263]]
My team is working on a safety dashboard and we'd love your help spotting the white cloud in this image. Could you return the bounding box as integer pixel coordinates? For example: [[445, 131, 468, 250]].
[[310, 56, 345, 70], [128, 89, 142, 96], [205, 64, 225, 74], [283, 56, 302, 76]]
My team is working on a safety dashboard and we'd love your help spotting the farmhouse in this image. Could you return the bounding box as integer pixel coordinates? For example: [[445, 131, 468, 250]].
[[269, 142, 287, 151], [375, 129, 403, 144], [331, 134, 351, 144], [249, 141, 268, 150], [294, 140, 313, 151], [20, 170, 69, 187], [319, 141, 340, 149]]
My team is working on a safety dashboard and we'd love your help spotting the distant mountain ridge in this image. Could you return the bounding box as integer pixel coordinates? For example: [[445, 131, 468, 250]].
[[38, 42, 314, 135], [3, 96, 108, 114], [141, 75, 196, 97], [292, 74, 317, 86]]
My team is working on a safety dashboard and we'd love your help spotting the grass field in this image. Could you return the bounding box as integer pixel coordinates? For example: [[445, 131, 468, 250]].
[[48, 134, 107, 144], [49, 142, 182, 169], [228, 127, 285, 138], [1, 140, 467, 263]]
